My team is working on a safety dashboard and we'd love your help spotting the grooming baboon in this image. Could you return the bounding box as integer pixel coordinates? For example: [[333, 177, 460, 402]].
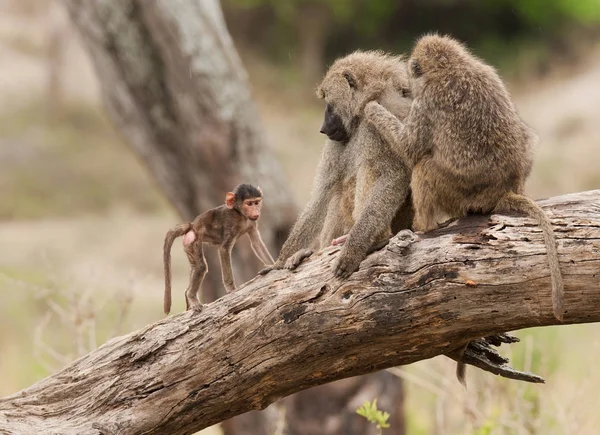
[[260, 51, 414, 277], [365, 34, 564, 322], [163, 184, 273, 314]]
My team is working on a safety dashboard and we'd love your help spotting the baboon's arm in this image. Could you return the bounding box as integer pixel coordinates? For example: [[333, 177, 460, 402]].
[[365, 100, 432, 167], [218, 241, 236, 292], [248, 227, 275, 265], [334, 173, 410, 278]]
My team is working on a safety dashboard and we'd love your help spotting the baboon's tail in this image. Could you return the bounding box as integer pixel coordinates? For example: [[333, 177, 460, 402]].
[[456, 361, 467, 389], [495, 192, 564, 321], [163, 223, 192, 315]]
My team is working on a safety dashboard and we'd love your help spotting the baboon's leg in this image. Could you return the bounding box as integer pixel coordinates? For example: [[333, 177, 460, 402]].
[[184, 242, 207, 312], [411, 157, 439, 233], [219, 245, 236, 292]]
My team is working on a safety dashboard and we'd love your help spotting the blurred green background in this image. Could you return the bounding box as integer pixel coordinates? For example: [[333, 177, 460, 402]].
[[1, 0, 599, 434]]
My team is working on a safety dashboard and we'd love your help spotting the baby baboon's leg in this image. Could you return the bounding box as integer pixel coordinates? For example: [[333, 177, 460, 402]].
[[219, 245, 236, 292], [184, 241, 207, 312], [410, 157, 440, 233]]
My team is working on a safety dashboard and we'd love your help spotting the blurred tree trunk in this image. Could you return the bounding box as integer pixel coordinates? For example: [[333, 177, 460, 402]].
[[284, 373, 405, 435], [64, 0, 296, 297], [63, 1, 404, 434], [46, 0, 68, 115], [296, 2, 330, 87]]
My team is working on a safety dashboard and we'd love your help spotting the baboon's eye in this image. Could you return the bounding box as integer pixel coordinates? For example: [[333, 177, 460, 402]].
[[343, 71, 356, 89], [411, 60, 422, 77]]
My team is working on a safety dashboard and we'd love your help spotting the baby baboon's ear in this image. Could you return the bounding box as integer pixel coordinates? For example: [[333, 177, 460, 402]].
[[225, 192, 236, 209]]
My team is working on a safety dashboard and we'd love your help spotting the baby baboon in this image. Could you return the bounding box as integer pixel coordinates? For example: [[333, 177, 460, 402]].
[[365, 34, 564, 321], [163, 184, 273, 314], [261, 51, 413, 277]]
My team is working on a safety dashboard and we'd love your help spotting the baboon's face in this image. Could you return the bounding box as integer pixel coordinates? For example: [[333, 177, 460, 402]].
[[319, 102, 349, 143], [408, 34, 463, 97], [316, 52, 412, 141], [407, 57, 426, 97], [316, 68, 363, 141]]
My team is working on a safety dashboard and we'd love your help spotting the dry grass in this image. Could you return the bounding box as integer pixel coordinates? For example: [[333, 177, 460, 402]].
[[0, 2, 599, 434]]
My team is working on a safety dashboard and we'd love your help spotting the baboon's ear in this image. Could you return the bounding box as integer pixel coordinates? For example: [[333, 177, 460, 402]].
[[257, 186, 263, 197], [343, 71, 357, 89], [225, 192, 236, 209]]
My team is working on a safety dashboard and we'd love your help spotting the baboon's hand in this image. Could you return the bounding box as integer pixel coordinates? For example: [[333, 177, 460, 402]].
[[334, 246, 363, 278], [364, 100, 385, 124], [258, 260, 284, 275], [285, 248, 314, 270]]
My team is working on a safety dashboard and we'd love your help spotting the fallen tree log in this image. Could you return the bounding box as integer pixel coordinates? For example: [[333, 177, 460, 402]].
[[1, 190, 599, 435]]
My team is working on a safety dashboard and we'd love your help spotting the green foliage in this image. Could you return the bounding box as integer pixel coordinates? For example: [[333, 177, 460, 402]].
[[509, 0, 600, 26], [356, 399, 390, 433], [226, 0, 397, 32]]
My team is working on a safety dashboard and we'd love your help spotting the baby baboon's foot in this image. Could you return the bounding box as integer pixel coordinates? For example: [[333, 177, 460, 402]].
[[186, 297, 203, 313], [285, 248, 314, 270]]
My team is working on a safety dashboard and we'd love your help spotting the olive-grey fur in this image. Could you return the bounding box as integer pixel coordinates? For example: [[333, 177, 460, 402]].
[[261, 50, 414, 276], [365, 33, 564, 322]]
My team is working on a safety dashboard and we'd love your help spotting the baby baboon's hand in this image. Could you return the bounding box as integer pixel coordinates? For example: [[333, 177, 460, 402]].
[[334, 246, 363, 278], [285, 248, 314, 270]]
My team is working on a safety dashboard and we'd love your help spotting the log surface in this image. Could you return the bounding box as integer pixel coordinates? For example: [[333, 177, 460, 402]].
[[1, 190, 599, 435]]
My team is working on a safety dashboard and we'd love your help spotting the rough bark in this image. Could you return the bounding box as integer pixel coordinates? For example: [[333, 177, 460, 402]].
[[1, 190, 598, 435]]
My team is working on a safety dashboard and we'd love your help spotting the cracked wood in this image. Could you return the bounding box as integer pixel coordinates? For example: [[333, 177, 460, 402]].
[[0, 190, 599, 435]]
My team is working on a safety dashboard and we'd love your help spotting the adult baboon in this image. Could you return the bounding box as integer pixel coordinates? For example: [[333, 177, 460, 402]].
[[261, 50, 413, 277], [365, 34, 564, 321]]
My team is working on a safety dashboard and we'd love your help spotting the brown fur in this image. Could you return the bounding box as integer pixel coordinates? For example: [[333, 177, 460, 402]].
[[365, 34, 565, 383], [366, 34, 563, 318], [260, 51, 414, 276], [164, 185, 273, 314]]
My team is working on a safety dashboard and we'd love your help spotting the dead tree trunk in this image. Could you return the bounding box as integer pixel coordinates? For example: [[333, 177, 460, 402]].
[[1, 190, 599, 435]]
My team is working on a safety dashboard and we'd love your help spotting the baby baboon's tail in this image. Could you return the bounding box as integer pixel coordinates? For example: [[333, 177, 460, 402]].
[[163, 223, 192, 315]]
